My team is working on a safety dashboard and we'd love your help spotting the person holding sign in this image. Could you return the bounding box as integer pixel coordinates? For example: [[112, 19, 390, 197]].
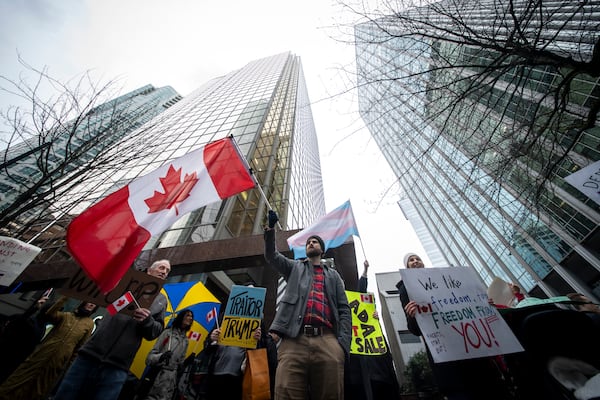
[[264, 210, 351, 400], [345, 260, 400, 400], [54, 259, 171, 400], [203, 321, 263, 399], [396, 253, 509, 400]]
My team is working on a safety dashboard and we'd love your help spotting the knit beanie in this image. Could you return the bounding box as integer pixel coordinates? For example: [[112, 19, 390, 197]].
[[403, 252, 419, 268], [306, 235, 326, 254]]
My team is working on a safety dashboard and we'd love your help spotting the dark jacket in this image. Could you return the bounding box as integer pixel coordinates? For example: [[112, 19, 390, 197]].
[[345, 276, 399, 400], [78, 292, 167, 371], [264, 228, 352, 355], [396, 281, 421, 336]]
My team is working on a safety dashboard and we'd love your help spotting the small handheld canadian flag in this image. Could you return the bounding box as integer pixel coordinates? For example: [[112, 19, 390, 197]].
[[107, 291, 135, 315], [206, 307, 217, 323], [360, 293, 373, 304], [188, 331, 201, 341]]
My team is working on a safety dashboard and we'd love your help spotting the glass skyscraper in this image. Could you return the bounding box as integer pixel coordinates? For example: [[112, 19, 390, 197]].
[[1, 84, 181, 241], [4, 53, 325, 293], [355, 2, 600, 300]]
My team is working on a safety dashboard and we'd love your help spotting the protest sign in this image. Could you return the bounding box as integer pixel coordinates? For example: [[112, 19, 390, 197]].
[[0, 236, 41, 287], [219, 285, 266, 348], [346, 290, 387, 355], [564, 160, 600, 206], [400, 266, 523, 363], [60, 268, 163, 316]]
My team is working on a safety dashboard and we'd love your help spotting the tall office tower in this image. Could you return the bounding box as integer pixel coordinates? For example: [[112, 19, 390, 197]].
[[149, 52, 326, 249], [1, 84, 182, 240], [9, 53, 325, 294], [355, 2, 600, 300]]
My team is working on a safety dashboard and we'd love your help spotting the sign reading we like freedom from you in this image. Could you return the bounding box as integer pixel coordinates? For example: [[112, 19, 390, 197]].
[[400, 266, 523, 363], [219, 285, 266, 348]]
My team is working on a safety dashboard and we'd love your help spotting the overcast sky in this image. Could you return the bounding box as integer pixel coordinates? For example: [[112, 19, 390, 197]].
[[0, 0, 432, 293]]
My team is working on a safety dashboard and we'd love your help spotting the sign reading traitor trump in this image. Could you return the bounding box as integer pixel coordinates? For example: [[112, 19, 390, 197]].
[[219, 285, 266, 348], [400, 266, 523, 363]]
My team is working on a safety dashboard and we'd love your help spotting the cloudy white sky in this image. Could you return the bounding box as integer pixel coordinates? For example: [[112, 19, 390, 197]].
[[0, 0, 431, 293]]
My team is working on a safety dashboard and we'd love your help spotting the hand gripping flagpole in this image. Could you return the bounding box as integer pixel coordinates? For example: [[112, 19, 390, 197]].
[[229, 135, 283, 230]]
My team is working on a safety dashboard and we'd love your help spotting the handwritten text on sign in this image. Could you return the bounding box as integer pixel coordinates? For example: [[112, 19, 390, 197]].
[[564, 159, 600, 206], [0, 236, 41, 287], [400, 267, 523, 363], [219, 285, 266, 349], [346, 291, 387, 355], [60, 268, 163, 316]]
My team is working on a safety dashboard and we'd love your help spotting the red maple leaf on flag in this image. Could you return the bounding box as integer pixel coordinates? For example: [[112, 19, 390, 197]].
[[145, 165, 199, 215]]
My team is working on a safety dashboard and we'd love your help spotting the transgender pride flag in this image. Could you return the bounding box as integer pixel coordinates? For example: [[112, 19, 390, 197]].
[[287, 200, 360, 259]]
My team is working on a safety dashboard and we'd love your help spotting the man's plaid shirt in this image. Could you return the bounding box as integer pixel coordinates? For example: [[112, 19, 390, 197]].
[[303, 264, 333, 328]]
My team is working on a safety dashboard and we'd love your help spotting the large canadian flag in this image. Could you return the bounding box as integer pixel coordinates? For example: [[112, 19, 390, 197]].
[[67, 137, 255, 293]]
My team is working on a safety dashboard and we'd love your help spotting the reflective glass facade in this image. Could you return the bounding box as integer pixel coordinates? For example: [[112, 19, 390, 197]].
[[1, 84, 181, 238], [355, 2, 600, 299], [11, 53, 325, 266]]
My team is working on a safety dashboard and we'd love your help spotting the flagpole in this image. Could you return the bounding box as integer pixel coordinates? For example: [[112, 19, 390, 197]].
[[253, 179, 283, 230], [356, 235, 367, 260], [129, 291, 141, 309], [214, 307, 220, 330], [229, 135, 283, 230]]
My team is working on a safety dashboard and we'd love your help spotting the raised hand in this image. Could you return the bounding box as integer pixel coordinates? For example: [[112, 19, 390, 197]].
[[268, 210, 279, 228]]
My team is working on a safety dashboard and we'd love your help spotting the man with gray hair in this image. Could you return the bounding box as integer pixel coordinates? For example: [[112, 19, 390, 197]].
[[54, 259, 171, 400]]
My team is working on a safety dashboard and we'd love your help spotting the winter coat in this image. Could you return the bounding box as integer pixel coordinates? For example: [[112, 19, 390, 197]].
[[264, 228, 351, 355], [143, 327, 189, 400], [77, 293, 167, 371], [0, 297, 94, 400]]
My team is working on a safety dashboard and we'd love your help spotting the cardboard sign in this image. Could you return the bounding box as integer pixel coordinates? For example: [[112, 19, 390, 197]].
[[400, 266, 524, 363], [219, 285, 266, 348], [0, 236, 42, 286], [60, 268, 164, 316], [346, 290, 387, 355], [564, 160, 600, 206]]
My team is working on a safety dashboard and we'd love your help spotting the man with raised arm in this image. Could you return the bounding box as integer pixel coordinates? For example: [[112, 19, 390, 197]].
[[264, 210, 351, 400]]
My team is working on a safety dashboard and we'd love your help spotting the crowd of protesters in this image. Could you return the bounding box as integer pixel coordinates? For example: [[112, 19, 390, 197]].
[[1, 212, 599, 400]]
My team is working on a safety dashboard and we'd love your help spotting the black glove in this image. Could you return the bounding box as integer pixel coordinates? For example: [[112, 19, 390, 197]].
[[268, 210, 279, 228], [159, 350, 173, 363]]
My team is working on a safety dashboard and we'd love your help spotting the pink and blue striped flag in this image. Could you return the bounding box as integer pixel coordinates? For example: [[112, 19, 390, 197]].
[[287, 200, 360, 259]]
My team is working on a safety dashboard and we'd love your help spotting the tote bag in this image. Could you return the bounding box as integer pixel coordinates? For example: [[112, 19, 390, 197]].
[[242, 348, 271, 400]]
